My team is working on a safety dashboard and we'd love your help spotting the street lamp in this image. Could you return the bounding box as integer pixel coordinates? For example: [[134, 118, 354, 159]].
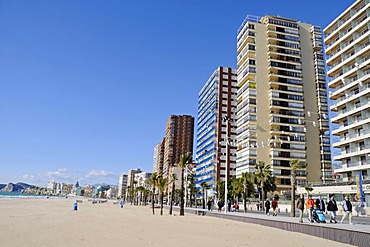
[[222, 115, 230, 213]]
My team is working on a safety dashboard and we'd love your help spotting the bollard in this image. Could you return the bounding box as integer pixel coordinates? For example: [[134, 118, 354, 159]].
[[278, 208, 280, 213], [73, 202, 78, 211]]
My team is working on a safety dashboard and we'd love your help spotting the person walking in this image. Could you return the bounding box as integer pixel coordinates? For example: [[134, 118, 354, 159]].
[[217, 200, 223, 212], [327, 195, 338, 223], [306, 195, 315, 222], [272, 198, 278, 216], [265, 198, 271, 215], [340, 196, 353, 225], [227, 200, 231, 212], [315, 195, 326, 212], [297, 194, 305, 223], [207, 199, 212, 211]]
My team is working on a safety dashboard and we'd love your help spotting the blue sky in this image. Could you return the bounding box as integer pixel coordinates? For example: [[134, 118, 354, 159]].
[[0, 0, 354, 186]]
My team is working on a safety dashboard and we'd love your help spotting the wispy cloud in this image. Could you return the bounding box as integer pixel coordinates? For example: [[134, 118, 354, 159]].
[[21, 168, 78, 185], [21, 168, 118, 187], [85, 170, 117, 178], [22, 174, 41, 183]]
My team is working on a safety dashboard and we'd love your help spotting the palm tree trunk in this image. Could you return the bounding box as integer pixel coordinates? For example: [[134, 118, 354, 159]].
[[261, 181, 265, 211], [180, 168, 185, 216], [169, 181, 175, 215], [160, 192, 164, 215], [243, 189, 247, 213], [202, 188, 205, 209], [290, 175, 296, 217], [151, 189, 155, 215]]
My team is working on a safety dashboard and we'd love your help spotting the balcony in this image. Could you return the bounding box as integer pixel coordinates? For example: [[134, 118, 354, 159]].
[[332, 101, 369, 123], [330, 84, 370, 111], [333, 130, 370, 148], [324, 1, 370, 47]]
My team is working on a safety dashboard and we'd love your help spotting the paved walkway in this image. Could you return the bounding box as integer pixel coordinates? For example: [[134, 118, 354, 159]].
[[181, 207, 370, 247]]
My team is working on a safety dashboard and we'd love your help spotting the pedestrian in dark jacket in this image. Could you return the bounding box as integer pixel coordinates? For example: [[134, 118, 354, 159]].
[[265, 199, 271, 216], [297, 194, 305, 223], [327, 195, 338, 223], [315, 195, 326, 212], [217, 200, 223, 212]]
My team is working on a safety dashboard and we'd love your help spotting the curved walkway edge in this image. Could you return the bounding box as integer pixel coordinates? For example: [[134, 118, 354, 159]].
[[181, 207, 370, 247]]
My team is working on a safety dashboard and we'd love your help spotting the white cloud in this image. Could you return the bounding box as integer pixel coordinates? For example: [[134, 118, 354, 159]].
[[85, 170, 117, 178], [22, 174, 41, 183], [43, 168, 73, 180]]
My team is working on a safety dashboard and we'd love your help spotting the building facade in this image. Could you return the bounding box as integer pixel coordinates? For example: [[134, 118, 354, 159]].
[[153, 138, 165, 175], [236, 15, 332, 193], [126, 168, 142, 198], [195, 67, 237, 192], [134, 172, 153, 190], [324, 0, 370, 181], [163, 115, 194, 180], [118, 173, 128, 198]]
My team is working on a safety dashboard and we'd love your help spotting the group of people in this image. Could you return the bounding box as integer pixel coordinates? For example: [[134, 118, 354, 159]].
[[264, 198, 279, 216], [296, 194, 353, 224]]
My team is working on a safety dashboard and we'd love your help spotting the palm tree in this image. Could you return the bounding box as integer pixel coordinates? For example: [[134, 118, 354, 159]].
[[290, 159, 303, 217], [169, 173, 177, 215], [230, 178, 243, 205], [240, 172, 255, 213], [200, 181, 210, 209], [157, 176, 168, 216], [216, 179, 225, 205], [187, 173, 196, 207], [179, 153, 192, 216], [255, 161, 273, 211], [304, 185, 313, 198], [149, 172, 158, 215]]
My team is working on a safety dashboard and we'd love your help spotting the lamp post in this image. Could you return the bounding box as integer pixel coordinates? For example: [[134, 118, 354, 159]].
[[223, 116, 230, 213]]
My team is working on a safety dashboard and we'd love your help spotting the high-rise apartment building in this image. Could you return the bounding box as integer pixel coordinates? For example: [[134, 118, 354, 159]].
[[163, 115, 194, 179], [236, 15, 332, 192], [153, 138, 165, 175], [324, 0, 370, 181], [196, 67, 237, 192], [126, 168, 142, 198], [118, 173, 128, 198]]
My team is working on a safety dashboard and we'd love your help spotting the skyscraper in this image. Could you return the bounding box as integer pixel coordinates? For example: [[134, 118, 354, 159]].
[[163, 115, 194, 179], [153, 138, 165, 175], [196, 67, 237, 192], [118, 173, 128, 198], [324, 0, 370, 181], [236, 15, 332, 193]]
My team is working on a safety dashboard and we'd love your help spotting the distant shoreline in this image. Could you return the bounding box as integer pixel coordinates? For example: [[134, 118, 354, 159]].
[[0, 191, 60, 199]]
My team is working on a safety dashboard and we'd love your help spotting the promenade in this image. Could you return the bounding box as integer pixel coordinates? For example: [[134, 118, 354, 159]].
[[180, 207, 370, 247]]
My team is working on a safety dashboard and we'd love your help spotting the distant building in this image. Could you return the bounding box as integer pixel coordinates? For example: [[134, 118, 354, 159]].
[[134, 172, 152, 190], [163, 115, 194, 180], [126, 168, 142, 198], [47, 181, 57, 193], [107, 187, 118, 199], [153, 138, 165, 175], [118, 173, 128, 198]]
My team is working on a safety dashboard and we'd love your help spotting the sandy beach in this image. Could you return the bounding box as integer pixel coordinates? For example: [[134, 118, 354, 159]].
[[0, 198, 354, 247]]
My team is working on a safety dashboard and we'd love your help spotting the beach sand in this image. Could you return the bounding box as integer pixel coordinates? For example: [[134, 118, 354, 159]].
[[0, 198, 354, 247]]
